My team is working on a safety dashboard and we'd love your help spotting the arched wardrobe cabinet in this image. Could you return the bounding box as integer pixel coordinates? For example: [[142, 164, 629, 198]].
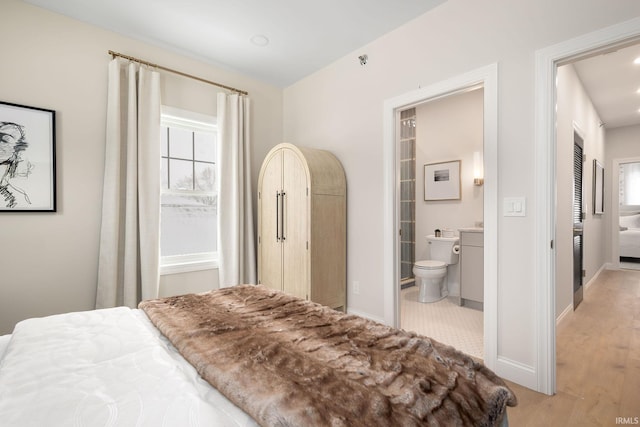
[[257, 143, 346, 311]]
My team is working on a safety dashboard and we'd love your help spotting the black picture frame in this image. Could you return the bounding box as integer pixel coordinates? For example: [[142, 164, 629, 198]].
[[0, 101, 56, 212], [593, 159, 604, 215]]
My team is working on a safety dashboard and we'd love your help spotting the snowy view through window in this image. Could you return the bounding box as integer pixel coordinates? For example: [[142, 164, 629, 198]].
[[160, 124, 217, 258]]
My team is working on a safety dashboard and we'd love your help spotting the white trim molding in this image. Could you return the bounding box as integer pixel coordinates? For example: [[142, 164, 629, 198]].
[[346, 308, 386, 325], [383, 63, 499, 372], [534, 16, 640, 395]]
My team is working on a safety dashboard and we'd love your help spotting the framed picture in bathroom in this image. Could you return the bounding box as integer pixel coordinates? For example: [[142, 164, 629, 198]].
[[424, 160, 461, 201]]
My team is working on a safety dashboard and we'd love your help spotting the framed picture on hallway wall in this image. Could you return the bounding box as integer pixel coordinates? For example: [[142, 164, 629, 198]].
[[0, 101, 56, 212], [424, 160, 461, 201], [593, 159, 604, 215]]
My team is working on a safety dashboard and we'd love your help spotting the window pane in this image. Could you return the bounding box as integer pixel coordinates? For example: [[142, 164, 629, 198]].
[[195, 162, 216, 192], [169, 159, 193, 190], [160, 193, 217, 257], [194, 131, 216, 162], [161, 126, 169, 157], [169, 127, 193, 160]]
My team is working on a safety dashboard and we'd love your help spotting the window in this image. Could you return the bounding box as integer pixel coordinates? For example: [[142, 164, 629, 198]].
[[160, 107, 217, 274], [620, 162, 640, 207]]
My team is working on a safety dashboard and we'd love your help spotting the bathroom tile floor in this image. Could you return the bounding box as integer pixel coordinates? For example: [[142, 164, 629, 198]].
[[400, 286, 484, 360]]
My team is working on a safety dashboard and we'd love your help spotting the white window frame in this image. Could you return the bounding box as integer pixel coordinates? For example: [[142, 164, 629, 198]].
[[159, 106, 218, 275]]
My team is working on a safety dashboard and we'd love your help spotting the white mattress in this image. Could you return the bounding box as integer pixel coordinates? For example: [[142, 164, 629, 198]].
[[620, 228, 640, 258], [0, 307, 258, 427]]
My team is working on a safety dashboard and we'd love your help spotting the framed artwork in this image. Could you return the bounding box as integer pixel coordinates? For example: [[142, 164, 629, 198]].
[[0, 101, 56, 212], [424, 160, 461, 201], [593, 159, 604, 215]]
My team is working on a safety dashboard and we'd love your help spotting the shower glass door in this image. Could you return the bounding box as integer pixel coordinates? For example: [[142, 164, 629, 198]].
[[399, 108, 416, 286]]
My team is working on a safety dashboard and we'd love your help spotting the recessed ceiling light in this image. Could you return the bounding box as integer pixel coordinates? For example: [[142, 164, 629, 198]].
[[250, 35, 269, 47], [634, 57, 640, 65]]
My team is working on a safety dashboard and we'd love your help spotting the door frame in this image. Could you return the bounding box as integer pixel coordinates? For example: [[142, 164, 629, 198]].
[[612, 156, 640, 267], [383, 63, 499, 370], [535, 17, 640, 395]]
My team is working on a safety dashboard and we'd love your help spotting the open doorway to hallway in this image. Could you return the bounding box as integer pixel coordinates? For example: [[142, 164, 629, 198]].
[[556, 41, 640, 316], [537, 21, 640, 395]]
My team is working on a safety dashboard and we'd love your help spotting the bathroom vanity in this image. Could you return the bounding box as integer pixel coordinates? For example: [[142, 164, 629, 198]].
[[459, 228, 484, 310]]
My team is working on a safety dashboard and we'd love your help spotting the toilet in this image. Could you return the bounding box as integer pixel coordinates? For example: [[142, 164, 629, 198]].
[[413, 235, 460, 303]]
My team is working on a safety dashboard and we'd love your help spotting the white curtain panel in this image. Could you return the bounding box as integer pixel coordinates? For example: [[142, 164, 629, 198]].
[[217, 93, 257, 287], [96, 59, 161, 309]]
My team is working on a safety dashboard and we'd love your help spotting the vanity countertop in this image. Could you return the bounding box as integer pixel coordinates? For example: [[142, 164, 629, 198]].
[[458, 227, 484, 233]]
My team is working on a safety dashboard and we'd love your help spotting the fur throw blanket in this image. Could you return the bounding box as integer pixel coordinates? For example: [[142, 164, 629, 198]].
[[139, 285, 516, 426]]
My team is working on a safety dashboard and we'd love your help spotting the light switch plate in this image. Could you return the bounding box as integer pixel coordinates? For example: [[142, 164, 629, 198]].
[[504, 197, 526, 217]]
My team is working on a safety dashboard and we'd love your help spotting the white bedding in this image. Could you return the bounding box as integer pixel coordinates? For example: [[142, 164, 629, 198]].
[[0, 335, 10, 362], [0, 307, 258, 427], [620, 228, 640, 258], [619, 213, 640, 259]]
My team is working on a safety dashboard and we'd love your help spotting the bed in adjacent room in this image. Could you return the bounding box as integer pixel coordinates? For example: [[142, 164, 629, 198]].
[[0, 285, 516, 426], [620, 212, 640, 260]]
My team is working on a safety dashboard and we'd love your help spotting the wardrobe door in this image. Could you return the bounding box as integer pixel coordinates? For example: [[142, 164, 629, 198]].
[[258, 150, 283, 291], [281, 148, 309, 299]]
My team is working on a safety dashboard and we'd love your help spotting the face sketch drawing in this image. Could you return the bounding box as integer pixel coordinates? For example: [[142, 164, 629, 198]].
[[0, 122, 32, 208]]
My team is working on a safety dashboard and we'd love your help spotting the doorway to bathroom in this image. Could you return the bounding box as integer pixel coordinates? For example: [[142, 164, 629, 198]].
[[398, 88, 485, 360], [383, 64, 498, 371]]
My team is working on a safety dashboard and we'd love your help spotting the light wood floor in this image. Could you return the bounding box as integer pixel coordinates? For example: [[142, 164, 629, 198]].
[[505, 268, 640, 426]]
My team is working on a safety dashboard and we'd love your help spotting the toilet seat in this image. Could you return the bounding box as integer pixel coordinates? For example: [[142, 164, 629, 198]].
[[414, 260, 446, 270]]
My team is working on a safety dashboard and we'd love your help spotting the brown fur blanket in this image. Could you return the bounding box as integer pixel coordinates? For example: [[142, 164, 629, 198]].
[[139, 285, 516, 426]]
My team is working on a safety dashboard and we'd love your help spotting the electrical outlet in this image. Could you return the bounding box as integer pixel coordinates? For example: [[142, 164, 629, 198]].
[[353, 281, 360, 295]]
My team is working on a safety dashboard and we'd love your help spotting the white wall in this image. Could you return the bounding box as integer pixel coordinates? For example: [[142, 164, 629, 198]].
[[282, 0, 640, 386], [555, 64, 607, 318], [414, 88, 484, 281], [0, 0, 283, 335], [606, 125, 640, 160]]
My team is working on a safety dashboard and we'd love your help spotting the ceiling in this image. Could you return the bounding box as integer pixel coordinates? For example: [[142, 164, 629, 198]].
[[20, 1, 640, 129], [572, 42, 640, 129], [21, 0, 445, 88]]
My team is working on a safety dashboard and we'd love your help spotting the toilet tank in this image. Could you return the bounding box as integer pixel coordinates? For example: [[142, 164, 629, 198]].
[[427, 235, 459, 264]]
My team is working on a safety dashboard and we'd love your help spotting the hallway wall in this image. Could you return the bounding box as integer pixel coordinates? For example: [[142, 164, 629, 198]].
[[556, 64, 606, 318]]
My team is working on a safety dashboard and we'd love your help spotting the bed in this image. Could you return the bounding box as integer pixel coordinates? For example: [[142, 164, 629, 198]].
[[619, 212, 640, 260], [0, 285, 516, 426]]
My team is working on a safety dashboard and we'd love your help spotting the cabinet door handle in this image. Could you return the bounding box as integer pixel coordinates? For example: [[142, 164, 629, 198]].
[[281, 191, 286, 241], [276, 191, 280, 241]]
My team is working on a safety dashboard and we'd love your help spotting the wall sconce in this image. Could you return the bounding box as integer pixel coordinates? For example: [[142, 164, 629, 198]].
[[473, 151, 484, 186]]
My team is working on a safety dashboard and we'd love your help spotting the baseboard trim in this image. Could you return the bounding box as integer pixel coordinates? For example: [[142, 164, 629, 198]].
[[346, 308, 386, 325], [585, 263, 606, 292], [556, 303, 573, 327], [495, 356, 537, 391], [556, 263, 606, 327]]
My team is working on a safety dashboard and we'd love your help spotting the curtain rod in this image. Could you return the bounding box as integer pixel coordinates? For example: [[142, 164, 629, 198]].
[[108, 50, 248, 95]]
